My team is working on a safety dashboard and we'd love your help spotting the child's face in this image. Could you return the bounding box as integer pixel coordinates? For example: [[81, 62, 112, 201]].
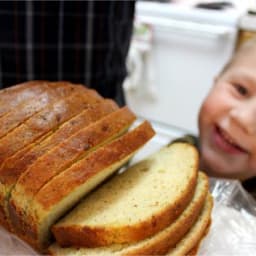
[[198, 50, 256, 180]]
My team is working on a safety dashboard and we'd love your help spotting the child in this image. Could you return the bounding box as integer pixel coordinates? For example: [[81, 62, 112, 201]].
[[174, 37, 256, 197]]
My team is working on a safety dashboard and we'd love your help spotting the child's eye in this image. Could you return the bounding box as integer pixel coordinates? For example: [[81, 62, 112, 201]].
[[233, 84, 248, 96]]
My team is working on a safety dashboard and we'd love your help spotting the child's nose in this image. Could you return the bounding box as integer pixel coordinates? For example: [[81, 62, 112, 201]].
[[230, 101, 256, 135]]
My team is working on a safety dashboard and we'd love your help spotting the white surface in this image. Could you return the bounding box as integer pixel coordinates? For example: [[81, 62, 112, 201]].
[[124, 1, 243, 134]]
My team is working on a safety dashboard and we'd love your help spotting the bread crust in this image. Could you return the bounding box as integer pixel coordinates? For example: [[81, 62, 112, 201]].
[[0, 81, 49, 118], [0, 90, 102, 162], [166, 194, 213, 256], [0, 81, 95, 118], [0, 82, 94, 138]]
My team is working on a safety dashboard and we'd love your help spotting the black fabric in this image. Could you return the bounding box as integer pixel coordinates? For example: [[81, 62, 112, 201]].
[[0, 0, 135, 106]]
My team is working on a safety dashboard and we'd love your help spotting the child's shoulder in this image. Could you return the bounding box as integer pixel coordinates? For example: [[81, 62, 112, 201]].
[[169, 134, 199, 149], [242, 178, 256, 200]]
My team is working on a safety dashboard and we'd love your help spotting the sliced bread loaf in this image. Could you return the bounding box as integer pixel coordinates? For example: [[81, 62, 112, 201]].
[[8, 106, 136, 236], [0, 85, 104, 229], [0, 100, 119, 230], [0, 99, 118, 190], [0, 99, 118, 192], [15, 121, 155, 251], [48, 172, 209, 256], [52, 142, 199, 248]]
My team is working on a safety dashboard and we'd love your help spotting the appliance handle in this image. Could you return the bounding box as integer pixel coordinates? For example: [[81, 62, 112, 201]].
[[138, 16, 233, 40]]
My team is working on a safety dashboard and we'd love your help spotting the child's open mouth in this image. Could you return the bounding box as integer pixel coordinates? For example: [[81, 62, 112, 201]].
[[214, 125, 248, 154]]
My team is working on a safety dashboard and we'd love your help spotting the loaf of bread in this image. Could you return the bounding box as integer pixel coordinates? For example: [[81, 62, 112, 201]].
[[0, 81, 213, 255], [0, 81, 155, 252]]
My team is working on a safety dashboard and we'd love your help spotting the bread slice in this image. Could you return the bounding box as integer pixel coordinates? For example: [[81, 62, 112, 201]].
[[0, 82, 88, 138], [52, 142, 199, 248], [0, 100, 119, 230], [0, 90, 102, 162], [48, 172, 209, 256], [166, 194, 213, 256], [13, 121, 155, 251], [8, 106, 136, 235]]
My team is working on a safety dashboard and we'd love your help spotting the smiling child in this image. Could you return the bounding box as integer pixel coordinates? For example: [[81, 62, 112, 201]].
[[199, 37, 256, 182]]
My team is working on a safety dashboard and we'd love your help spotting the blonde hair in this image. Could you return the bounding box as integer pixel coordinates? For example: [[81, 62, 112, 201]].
[[218, 36, 256, 76]]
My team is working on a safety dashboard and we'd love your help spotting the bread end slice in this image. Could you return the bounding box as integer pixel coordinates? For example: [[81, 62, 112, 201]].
[[52, 142, 199, 248]]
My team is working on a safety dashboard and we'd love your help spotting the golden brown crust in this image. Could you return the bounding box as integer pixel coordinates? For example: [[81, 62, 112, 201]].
[[0, 91, 102, 162], [0, 81, 50, 118], [0, 82, 85, 139], [0, 81, 91, 118], [185, 243, 199, 256]]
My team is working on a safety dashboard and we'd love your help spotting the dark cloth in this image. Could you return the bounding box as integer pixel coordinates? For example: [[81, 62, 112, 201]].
[[0, 1, 135, 106], [170, 134, 256, 199]]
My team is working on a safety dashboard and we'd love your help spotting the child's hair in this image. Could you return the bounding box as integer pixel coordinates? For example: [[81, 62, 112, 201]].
[[219, 36, 256, 76]]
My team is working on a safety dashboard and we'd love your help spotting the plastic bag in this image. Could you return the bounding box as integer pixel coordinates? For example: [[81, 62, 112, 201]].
[[0, 226, 38, 255], [198, 178, 256, 256]]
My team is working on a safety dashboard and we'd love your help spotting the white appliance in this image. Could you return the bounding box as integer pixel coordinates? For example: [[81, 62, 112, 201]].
[[124, 1, 245, 134]]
